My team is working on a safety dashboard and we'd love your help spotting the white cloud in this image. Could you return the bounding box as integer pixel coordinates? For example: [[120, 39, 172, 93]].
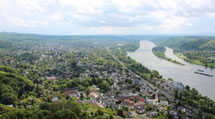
[[59, 0, 104, 14], [186, 23, 192, 27], [207, 12, 215, 17], [99, 20, 106, 23], [160, 17, 190, 31], [112, 0, 141, 12], [2, 13, 37, 28], [50, 12, 62, 21], [0, 0, 215, 34], [41, 22, 50, 28], [16, 0, 47, 12]]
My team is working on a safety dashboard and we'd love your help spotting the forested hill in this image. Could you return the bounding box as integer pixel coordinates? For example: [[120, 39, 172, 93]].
[[158, 37, 215, 51], [0, 32, 140, 43], [0, 66, 34, 105], [200, 40, 215, 50]]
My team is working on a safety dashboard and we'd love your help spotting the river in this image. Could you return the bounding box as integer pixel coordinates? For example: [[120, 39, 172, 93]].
[[127, 40, 215, 101]]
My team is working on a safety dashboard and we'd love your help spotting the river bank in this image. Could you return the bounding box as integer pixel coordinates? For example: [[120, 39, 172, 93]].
[[128, 40, 215, 101], [174, 51, 215, 69]]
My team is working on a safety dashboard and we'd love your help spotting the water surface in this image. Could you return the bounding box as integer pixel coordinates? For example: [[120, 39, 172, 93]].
[[128, 40, 215, 101]]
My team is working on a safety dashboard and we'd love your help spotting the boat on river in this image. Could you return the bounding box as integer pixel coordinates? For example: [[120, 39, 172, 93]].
[[197, 69, 204, 72], [194, 71, 213, 77]]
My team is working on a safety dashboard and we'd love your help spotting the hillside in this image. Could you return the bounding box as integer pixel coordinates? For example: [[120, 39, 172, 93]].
[[159, 37, 214, 50], [200, 40, 215, 50], [0, 66, 34, 105]]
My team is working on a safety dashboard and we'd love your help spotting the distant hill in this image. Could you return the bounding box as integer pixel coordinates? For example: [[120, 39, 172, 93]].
[[159, 37, 215, 50], [0, 32, 142, 48], [200, 40, 215, 50]]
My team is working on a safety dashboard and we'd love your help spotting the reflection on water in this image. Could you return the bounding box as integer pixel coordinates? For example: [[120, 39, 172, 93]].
[[128, 40, 215, 101]]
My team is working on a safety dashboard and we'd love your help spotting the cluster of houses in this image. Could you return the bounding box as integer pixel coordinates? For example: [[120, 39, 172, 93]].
[[60, 58, 189, 118], [2, 42, 195, 118]]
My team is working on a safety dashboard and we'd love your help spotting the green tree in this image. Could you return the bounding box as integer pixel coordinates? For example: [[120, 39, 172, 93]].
[[1, 93, 17, 105], [101, 81, 110, 92]]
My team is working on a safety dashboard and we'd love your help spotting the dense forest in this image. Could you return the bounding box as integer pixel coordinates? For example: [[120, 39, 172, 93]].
[[0, 66, 34, 105]]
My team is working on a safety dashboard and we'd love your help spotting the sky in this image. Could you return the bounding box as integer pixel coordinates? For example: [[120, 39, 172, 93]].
[[0, 0, 215, 35]]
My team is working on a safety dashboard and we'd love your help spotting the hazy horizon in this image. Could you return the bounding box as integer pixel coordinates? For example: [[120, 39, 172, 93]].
[[1, 31, 215, 37]]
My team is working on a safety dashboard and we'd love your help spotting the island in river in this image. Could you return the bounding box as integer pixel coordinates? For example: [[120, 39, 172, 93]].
[[152, 45, 184, 65]]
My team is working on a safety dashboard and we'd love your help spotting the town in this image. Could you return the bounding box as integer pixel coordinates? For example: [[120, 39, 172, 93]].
[[1, 34, 211, 119]]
